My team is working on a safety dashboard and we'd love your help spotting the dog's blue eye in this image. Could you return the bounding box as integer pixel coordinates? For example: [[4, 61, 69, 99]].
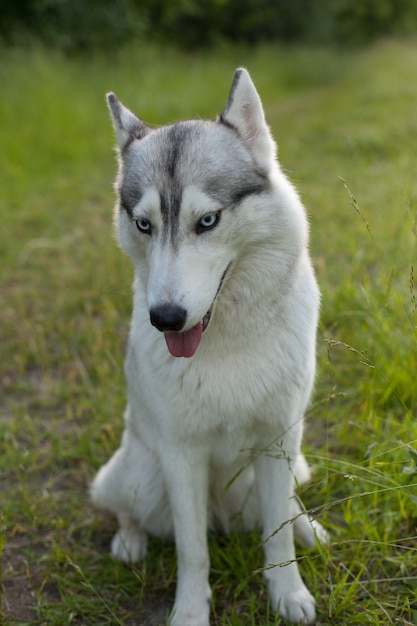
[[136, 218, 151, 234], [197, 212, 220, 233]]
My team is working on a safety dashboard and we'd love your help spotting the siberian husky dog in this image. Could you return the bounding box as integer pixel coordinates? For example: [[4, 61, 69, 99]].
[[91, 68, 327, 625]]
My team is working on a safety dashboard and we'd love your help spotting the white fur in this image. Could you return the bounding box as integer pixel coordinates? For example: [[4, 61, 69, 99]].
[[91, 68, 327, 625]]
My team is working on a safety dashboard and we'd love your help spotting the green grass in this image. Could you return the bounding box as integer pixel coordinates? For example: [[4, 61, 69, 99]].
[[1, 39, 416, 625]]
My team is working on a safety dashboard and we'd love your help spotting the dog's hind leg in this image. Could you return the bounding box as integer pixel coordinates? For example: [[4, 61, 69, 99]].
[[292, 453, 329, 548], [293, 498, 329, 548], [91, 419, 173, 563]]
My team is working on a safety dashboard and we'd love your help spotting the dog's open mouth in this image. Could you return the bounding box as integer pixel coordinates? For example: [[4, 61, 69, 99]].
[[164, 266, 229, 359], [164, 308, 211, 359]]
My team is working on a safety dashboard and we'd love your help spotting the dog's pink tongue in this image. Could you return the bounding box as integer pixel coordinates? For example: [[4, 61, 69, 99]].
[[164, 323, 203, 358]]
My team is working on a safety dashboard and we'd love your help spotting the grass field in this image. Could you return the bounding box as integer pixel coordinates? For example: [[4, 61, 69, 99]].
[[1, 39, 416, 625]]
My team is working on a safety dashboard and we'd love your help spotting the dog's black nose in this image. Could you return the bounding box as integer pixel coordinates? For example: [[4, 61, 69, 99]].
[[150, 304, 187, 332]]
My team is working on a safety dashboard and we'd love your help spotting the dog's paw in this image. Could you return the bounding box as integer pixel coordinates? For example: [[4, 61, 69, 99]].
[[294, 514, 330, 549], [110, 526, 147, 563], [170, 587, 211, 626], [170, 610, 209, 626], [311, 518, 330, 546], [275, 586, 316, 625]]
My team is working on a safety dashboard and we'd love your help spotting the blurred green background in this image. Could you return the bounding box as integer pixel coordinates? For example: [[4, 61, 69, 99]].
[[3, 0, 417, 51]]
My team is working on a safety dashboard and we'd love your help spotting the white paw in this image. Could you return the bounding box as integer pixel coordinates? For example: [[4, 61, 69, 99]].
[[275, 587, 316, 625], [294, 514, 330, 549], [110, 526, 147, 563], [311, 518, 330, 546], [170, 588, 211, 626], [169, 608, 209, 626]]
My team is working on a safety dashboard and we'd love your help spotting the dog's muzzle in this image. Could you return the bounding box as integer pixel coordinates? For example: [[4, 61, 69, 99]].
[[150, 264, 230, 358]]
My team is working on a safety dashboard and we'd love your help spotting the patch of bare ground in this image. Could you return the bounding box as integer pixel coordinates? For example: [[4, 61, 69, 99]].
[[1, 523, 173, 625], [1, 534, 50, 624]]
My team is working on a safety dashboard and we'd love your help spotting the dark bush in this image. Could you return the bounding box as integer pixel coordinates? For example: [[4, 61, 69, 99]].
[[1, 0, 417, 51]]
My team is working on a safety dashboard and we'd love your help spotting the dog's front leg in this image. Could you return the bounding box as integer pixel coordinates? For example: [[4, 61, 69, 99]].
[[255, 453, 316, 625], [159, 447, 211, 626]]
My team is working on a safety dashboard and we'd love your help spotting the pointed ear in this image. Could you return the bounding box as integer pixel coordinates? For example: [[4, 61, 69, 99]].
[[219, 68, 276, 169], [106, 92, 149, 151]]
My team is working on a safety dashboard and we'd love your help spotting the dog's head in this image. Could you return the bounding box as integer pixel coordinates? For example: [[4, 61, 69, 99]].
[[107, 69, 276, 357]]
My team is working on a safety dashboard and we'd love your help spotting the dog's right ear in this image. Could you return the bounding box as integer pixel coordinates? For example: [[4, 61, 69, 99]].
[[107, 93, 149, 150], [219, 68, 276, 170]]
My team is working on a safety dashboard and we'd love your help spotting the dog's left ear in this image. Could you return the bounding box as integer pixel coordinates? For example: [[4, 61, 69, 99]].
[[219, 68, 276, 170], [107, 92, 149, 151]]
